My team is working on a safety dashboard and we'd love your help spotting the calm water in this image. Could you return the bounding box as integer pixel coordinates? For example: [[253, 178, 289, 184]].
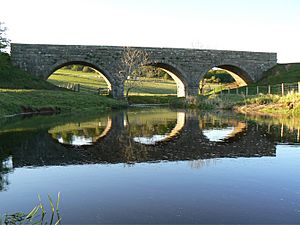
[[1, 108, 300, 224]]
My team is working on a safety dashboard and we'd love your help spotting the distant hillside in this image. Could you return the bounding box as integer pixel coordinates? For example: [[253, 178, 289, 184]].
[[258, 63, 300, 85], [0, 53, 58, 90]]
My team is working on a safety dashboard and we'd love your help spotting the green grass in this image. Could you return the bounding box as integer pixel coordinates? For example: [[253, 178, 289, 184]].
[[48, 69, 108, 89], [258, 63, 300, 85], [0, 53, 58, 90], [166, 93, 300, 115], [48, 68, 177, 95], [228, 93, 300, 116], [0, 54, 127, 117], [0, 89, 127, 117]]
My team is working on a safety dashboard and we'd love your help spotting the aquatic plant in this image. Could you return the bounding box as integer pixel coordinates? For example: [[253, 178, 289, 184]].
[[0, 193, 61, 225]]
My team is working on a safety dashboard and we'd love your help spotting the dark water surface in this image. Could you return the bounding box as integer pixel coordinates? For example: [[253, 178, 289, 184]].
[[1, 108, 300, 224]]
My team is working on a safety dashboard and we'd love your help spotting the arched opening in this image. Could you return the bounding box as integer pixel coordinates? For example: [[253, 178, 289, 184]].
[[47, 61, 112, 96], [200, 65, 250, 95], [124, 62, 187, 97], [150, 63, 187, 97]]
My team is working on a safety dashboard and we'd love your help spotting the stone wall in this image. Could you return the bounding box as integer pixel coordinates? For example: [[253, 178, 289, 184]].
[[11, 43, 277, 98]]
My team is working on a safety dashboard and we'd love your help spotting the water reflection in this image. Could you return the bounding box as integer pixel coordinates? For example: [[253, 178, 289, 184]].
[[132, 112, 185, 145], [1, 109, 300, 191], [0, 157, 13, 191], [0, 109, 279, 171], [1, 109, 300, 223], [48, 117, 111, 145]]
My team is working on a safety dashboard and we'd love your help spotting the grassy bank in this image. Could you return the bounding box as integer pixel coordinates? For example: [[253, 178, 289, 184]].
[[0, 53, 127, 117], [0, 89, 127, 117], [259, 63, 300, 85], [183, 93, 300, 116], [122, 93, 300, 118], [0, 53, 58, 90], [235, 93, 300, 116]]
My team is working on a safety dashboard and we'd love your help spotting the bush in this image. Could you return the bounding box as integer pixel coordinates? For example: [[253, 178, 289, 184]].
[[71, 65, 84, 71], [169, 97, 187, 108], [0, 52, 10, 68], [82, 66, 92, 73]]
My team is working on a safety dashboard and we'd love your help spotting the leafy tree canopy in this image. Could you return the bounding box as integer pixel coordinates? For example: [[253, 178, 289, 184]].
[[0, 22, 10, 52]]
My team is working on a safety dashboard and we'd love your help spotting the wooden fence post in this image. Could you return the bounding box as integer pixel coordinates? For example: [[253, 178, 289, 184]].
[[268, 85, 271, 94], [298, 82, 300, 94], [256, 86, 259, 95], [246, 86, 248, 96], [281, 83, 284, 96], [236, 88, 239, 95], [228, 88, 230, 94]]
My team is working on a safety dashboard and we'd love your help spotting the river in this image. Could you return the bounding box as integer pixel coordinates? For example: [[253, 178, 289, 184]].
[[1, 108, 300, 224]]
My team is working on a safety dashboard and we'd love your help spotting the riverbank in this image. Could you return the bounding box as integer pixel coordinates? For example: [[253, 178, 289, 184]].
[[1, 88, 299, 118], [233, 93, 300, 116], [204, 93, 300, 117], [0, 89, 127, 117], [135, 93, 300, 117]]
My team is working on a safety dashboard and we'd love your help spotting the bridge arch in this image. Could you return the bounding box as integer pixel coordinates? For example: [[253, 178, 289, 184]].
[[148, 61, 188, 97], [46, 59, 117, 96], [202, 63, 254, 88]]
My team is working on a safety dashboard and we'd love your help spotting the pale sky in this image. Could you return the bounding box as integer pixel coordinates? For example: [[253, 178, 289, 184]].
[[1, 0, 300, 63]]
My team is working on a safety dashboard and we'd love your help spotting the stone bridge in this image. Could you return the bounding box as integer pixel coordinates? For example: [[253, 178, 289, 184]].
[[10, 43, 277, 98]]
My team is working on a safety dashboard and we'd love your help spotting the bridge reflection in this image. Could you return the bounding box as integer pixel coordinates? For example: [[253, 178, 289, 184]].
[[0, 109, 279, 170], [48, 117, 112, 145], [132, 112, 185, 145]]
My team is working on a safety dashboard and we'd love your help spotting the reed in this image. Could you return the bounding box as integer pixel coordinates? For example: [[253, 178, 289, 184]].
[[1, 193, 61, 225]]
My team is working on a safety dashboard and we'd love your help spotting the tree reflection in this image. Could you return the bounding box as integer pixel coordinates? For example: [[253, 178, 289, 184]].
[[188, 159, 217, 169], [0, 156, 13, 191]]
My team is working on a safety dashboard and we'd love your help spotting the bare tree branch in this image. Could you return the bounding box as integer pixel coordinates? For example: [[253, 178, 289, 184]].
[[119, 47, 149, 98]]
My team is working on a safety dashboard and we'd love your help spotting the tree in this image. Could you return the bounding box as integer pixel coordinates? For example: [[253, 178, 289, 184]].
[[119, 47, 149, 99], [0, 22, 10, 52]]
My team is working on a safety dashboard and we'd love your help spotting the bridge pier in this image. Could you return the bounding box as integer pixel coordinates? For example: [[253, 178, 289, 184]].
[[187, 86, 199, 96], [111, 82, 124, 99]]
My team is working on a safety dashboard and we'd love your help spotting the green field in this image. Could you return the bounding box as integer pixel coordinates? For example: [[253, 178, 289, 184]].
[[0, 53, 58, 90], [0, 88, 127, 117], [48, 69, 177, 95], [259, 63, 300, 85]]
